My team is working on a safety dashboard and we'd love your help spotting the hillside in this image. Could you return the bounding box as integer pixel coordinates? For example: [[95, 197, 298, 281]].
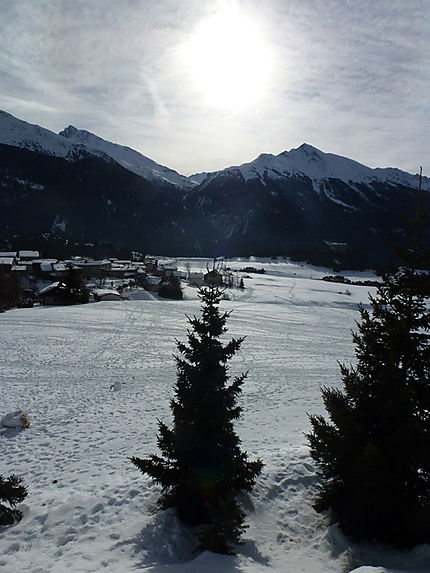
[[1, 259, 428, 572]]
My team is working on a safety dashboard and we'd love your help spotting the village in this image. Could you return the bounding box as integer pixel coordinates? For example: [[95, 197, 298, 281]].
[[0, 250, 245, 310]]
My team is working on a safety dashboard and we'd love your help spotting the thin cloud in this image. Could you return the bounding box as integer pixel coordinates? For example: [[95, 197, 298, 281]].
[[0, 0, 428, 174]]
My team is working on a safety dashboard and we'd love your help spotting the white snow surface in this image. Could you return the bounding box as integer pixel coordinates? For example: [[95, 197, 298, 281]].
[[202, 144, 430, 190], [58, 126, 197, 189], [1, 258, 430, 573]]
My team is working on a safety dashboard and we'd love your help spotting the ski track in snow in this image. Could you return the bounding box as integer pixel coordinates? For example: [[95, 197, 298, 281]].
[[1, 260, 429, 573]]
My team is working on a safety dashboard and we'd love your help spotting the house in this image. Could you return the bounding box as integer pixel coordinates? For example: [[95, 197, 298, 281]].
[[50, 263, 69, 279], [93, 289, 122, 302], [146, 275, 162, 292], [188, 272, 204, 287], [38, 282, 76, 305], [18, 250, 40, 261], [204, 269, 223, 286], [11, 264, 27, 276], [78, 260, 111, 278], [159, 259, 178, 274], [31, 259, 58, 278]]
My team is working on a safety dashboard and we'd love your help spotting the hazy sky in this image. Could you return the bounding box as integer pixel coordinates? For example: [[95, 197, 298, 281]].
[[1, 0, 429, 175]]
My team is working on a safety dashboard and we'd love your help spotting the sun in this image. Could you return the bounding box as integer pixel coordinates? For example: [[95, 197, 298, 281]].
[[179, 2, 273, 110]]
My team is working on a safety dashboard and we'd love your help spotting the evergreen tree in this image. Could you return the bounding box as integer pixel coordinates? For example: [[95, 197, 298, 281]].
[[158, 275, 183, 300], [63, 265, 89, 304], [0, 474, 27, 525], [131, 285, 262, 554], [308, 266, 430, 547]]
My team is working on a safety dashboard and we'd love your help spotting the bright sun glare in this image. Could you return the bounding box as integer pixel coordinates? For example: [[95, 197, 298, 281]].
[[180, 2, 273, 110]]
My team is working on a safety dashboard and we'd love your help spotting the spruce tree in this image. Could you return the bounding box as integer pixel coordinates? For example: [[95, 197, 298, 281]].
[[308, 266, 430, 547], [131, 285, 262, 554], [0, 474, 27, 525]]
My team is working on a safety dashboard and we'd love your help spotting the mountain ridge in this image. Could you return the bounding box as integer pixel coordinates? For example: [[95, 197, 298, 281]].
[[58, 124, 196, 190], [1, 109, 427, 192], [1, 109, 429, 268]]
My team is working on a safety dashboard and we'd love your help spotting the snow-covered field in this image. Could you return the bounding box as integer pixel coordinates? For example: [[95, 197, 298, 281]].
[[1, 258, 429, 573]]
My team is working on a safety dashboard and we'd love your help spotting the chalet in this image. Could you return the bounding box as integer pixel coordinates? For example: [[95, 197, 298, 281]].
[[51, 263, 69, 279], [18, 250, 40, 261], [204, 269, 223, 286], [159, 259, 178, 273], [31, 259, 58, 278], [11, 264, 27, 276], [14, 260, 33, 276], [109, 263, 138, 278], [78, 260, 111, 278], [146, 275, 162, 292], [38, 282, 76, 305], [188, 272, 204, 287]]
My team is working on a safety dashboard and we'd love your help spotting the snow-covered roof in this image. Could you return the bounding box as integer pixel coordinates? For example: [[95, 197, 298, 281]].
[[93, 289, 121, 298], [12, 265, 27, 271], [16, 260, 32, 266], [19, 250, 40, 258], [0, 251, 17, 257], [79, 260, 111, 266], [0, 257, 14, 265], [161, 264, 178, 271], [38, 282, 62, 294]]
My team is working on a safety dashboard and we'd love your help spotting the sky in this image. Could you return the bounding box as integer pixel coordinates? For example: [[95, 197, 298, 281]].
[[0, 0, 429, 176]]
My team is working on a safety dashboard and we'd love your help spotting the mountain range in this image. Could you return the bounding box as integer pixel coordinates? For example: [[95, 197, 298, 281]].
[[1, 109, 428, 268]]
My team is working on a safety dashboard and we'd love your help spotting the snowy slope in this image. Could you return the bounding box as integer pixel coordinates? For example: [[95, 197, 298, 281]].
[[0, 110, 108, 162], [1, 258, 429, 573], [199, 143, 430, 190], [59, 125, 197, 189]]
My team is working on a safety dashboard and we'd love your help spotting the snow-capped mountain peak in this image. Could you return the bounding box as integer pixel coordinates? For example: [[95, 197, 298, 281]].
[[218, 143, 428, 190], [58, 125, 197, 190], [0, 110, 106, 161]]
